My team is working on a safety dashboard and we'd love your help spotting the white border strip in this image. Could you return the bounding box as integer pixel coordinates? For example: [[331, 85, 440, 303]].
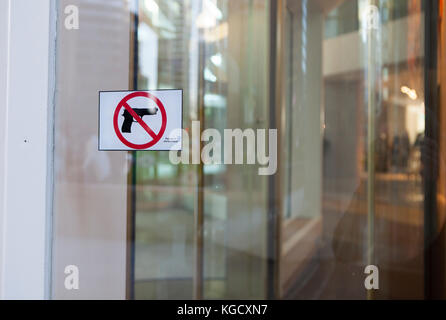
[[0, 0, 54, 299]]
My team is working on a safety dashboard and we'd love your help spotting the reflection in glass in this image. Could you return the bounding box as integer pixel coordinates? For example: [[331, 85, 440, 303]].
[[133, 0, 269, 299], [51, 0, 443, 300], [133, 0, 427, 300]]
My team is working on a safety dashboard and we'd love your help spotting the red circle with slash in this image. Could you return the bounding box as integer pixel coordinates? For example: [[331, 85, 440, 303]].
[[113, 91, 167, 150]]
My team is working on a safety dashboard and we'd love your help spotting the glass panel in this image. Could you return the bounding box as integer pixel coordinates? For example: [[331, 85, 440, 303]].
[[201, 0, 270, 299], [280, 0, 324, 297], [52, 0, 132, 299], [281, 0, 425, 299], [133, 0, 270, 299], [133, 0, 198, 300]]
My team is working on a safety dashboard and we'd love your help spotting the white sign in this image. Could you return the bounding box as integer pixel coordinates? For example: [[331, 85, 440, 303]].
[[99, 90, 182, 151]]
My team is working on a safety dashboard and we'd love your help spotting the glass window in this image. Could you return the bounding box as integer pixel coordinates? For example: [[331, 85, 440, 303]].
[[133, 0, 270, 300], [50, 0, 445, 300]]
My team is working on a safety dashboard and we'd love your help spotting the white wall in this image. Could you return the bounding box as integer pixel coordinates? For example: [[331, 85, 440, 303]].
[[0, 0, 130, 300]]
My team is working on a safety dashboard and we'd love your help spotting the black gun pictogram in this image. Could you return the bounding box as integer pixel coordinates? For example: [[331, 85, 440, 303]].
[[121, 107, 158, 133]]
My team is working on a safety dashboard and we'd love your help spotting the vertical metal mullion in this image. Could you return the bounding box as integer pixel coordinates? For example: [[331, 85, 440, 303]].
[[126, 0, 139, 300], [366, 0, 377, 301], [423, 0, 439, 300], [266, 0, 278, 300], [267, 0, 285, 300], [194, 21, 206, 301]]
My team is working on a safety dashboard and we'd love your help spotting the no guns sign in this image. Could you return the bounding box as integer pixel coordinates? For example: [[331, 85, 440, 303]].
[[99, 90, 182, 151]]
